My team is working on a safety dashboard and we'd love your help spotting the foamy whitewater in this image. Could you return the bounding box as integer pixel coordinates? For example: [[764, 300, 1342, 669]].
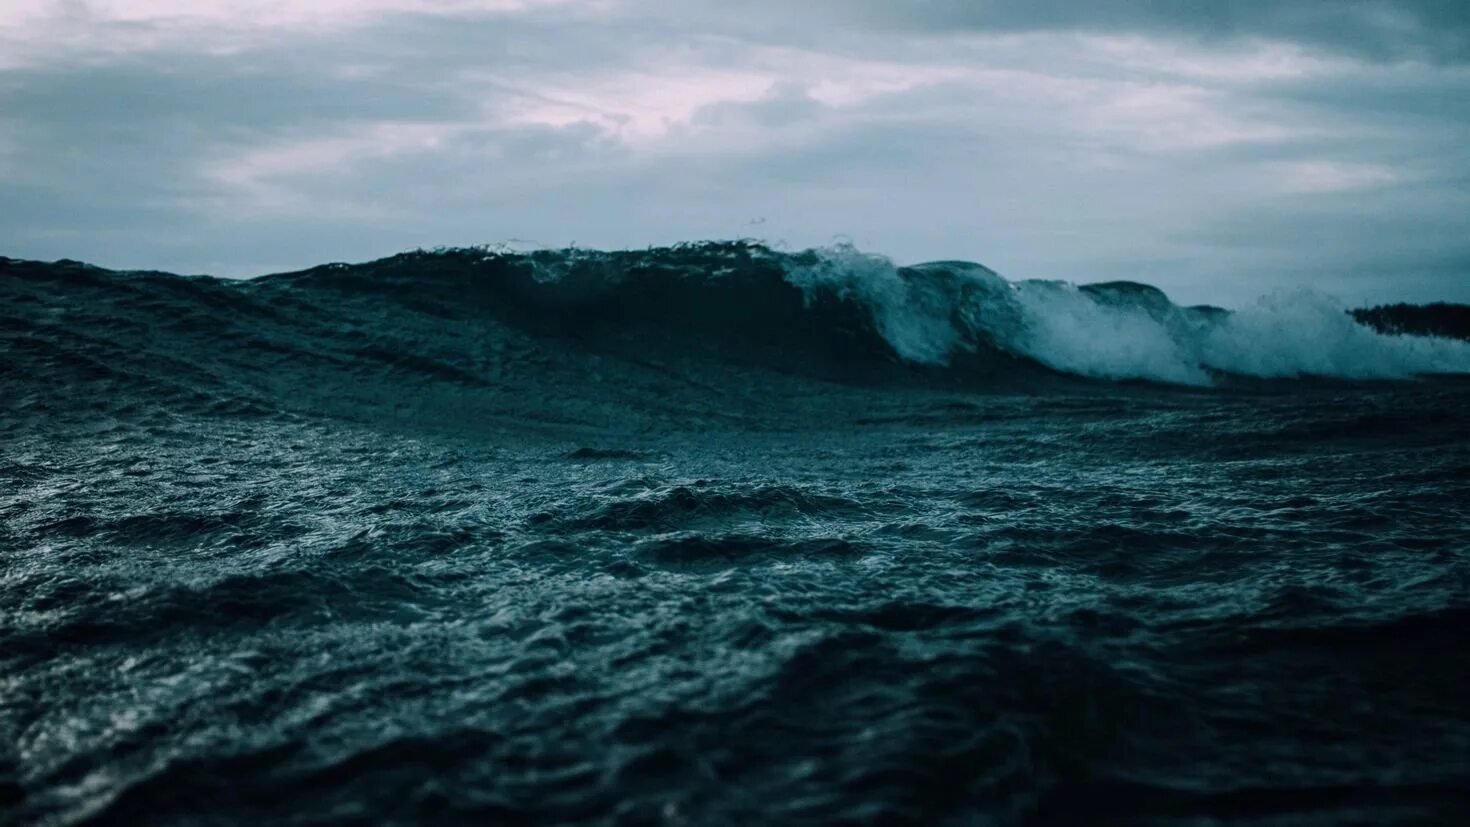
[[4, 244, 1469, 826], [789, 244, 1470, 384]]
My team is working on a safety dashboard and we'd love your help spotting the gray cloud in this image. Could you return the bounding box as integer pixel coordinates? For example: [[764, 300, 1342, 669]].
[[726, 0, 1470, 63]]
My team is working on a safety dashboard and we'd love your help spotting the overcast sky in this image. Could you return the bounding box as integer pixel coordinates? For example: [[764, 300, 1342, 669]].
[[2, 1, 1467, 305]]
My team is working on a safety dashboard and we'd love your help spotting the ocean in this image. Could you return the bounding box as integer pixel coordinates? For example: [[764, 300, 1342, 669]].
[[3, 243, 1469, 825]]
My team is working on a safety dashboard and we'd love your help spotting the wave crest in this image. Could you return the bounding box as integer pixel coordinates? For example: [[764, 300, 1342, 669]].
[[787, 245, 1470, 385]]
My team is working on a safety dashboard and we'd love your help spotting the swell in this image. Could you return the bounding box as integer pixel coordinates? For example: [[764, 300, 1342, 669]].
[[4, 244, 1468, 417], [266, 243, 1470, 385], [258, 243, 1045, 389]]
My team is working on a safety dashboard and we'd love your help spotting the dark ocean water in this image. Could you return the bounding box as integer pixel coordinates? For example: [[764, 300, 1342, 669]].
[[3, 244, 1470, 826]]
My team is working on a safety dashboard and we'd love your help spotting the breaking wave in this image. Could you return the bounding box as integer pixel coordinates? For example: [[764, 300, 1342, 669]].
[[4, 241, 1468, 397], [785, 244, 1470, 385]]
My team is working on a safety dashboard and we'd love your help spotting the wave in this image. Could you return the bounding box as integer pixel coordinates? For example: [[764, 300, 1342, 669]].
[[4, 243, 1469, 399], [267, 242, 1470, 386], [784, 244, 1470, 384]]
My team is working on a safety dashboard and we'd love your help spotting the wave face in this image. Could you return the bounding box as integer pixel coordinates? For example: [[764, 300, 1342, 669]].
[[277, 241, 1470, 386], [9, 242, 1464, 398], [4, 244, 1470, 825]]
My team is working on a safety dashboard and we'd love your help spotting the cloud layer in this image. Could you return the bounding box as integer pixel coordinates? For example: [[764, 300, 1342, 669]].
[[2, 0, 1467, 305]]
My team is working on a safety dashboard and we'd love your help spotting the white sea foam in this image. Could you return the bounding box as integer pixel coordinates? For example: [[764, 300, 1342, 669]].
[[1197, 291, 1470, 379], [787, 246, 1470, 385], [784, 243, 963, 364]]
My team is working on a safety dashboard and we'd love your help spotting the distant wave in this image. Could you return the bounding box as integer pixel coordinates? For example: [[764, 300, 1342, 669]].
[[271, 241, 1470, 386], [4, 243, 1469, 399]]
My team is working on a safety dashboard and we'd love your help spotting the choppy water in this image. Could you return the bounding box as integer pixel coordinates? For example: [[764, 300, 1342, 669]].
[[4, 245, 1469, 825]]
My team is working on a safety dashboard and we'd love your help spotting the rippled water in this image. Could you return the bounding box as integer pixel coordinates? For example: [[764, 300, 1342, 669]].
[[4, 248, 1470, 825]]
